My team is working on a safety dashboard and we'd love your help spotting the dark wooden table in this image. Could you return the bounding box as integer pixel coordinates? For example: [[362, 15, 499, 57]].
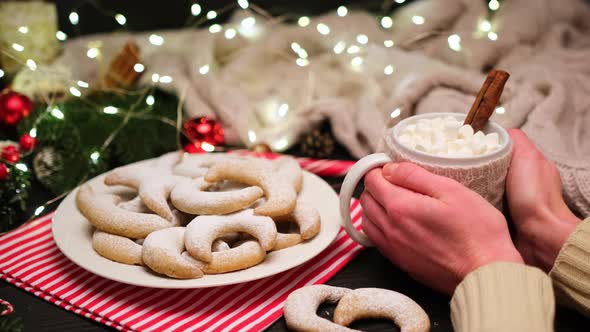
[[1, 174, 587, 332]]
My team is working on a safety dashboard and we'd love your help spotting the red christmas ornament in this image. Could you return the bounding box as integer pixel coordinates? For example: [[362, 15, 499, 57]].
[[0, 90, 33, 126], [1, 145, 20, 163], [19, 133, 37, 151], [183, 117, 224, 152], [0, 163, 8, 180], [183, 142, 206, 154]]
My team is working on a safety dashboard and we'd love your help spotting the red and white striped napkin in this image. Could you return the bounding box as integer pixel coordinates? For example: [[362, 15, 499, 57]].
[[0, 206, 363, 332], [228, 150, 355, 177]]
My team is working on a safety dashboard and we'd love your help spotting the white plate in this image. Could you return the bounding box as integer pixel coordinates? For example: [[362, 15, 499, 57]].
[[52, 159, 341, 288]]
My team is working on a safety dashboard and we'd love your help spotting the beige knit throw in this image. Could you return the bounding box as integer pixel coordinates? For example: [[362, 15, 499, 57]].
[[25, 0, 590, 215]]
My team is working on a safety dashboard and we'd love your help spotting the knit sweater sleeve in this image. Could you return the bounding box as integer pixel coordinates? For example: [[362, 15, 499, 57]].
[[549, 217, 590, 316], [450, 262, 555, 332]]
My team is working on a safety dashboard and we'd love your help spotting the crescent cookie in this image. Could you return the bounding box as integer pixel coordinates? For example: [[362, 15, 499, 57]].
[[172, 153, 244, 178], [105, 166, 185, 225], [142, 227, 204, 279], [205, 158, 297, 217], [170, 177, 263, 215], [273, 233, 303, 251], [182, 240, 266, 274], [284, 285, 355, 332], [185, 209, 277, 262], [92, 230, 143, 265], [333, 288, 430, 332], [273, 157, 303, 192], [274, 198, 321, 240], [76, 185, 172, 239]]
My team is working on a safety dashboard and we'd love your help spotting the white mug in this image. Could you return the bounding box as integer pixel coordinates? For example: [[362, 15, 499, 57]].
[[339, 112, 512, 247]]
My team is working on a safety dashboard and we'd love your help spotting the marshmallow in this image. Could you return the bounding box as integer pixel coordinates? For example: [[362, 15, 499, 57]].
[[397, 117, 501, 157]]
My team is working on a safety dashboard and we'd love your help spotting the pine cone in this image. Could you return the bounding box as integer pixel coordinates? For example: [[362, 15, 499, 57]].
[[299, 122, 336, 158]]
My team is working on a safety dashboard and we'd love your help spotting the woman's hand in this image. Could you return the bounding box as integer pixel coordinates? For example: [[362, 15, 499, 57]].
[[361, 162, 522, 294], [506, 129, 581, 272]]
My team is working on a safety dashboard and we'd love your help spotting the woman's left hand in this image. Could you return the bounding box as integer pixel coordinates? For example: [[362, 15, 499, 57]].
[[361, 162, 523, 294]]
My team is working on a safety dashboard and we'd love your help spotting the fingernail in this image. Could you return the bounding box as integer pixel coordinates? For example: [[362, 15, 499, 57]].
[[382, 163, 398, 177]]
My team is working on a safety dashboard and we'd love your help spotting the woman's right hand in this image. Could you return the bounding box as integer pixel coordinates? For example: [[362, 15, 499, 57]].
[[506, 129, 582, 272]]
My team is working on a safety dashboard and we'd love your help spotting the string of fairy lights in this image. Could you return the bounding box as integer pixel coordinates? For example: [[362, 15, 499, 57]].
[[0, 0, 505, 222]]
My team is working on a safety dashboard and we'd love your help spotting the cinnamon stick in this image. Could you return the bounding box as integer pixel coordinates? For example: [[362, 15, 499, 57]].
[[464, 69, 509, 132]]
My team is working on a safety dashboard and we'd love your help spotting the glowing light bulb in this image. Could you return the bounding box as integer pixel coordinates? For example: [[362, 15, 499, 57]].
[[209, 24, 222, 33], [133, 63, 145, 73], [146, 95, 155, 106], [390, 108, 401, 118], [489, 0, 500, 11], [351, 56, 363, 67], [316, 23, 330, 35], [278, 103, 289, 117], [90, 151, 100, 162], [15, 163, 28, 172], [487, 31, 498, 41], [56, 31, 67, 41], [201, 142, 215, 152], [248, 130, 257, 142], [356, 34, 368, 45], [51, 107, 65, 119], [26, 59, 37, 71], [333, 41, 346, 54], [103, 106, 118, 114], [34, 206, 45, 216], [337, 6, 348, 17], [381, 16, 393, 29], [69, 87, 81, 97], [224, 28, 237, 39], [29, 128, 37, 138], [447, 34, 461, 52], [77, 80, 89, 88], [395, 0, 406, 3], [241, 17, 256, 29], [149, 34, 164, 46], [480, 20, 492, 32], [274, 137, 289, 151], [191, 4, 201, 16], [159, 75, 173, 83], [291, 42, 302, 53], [151, 73, 160, 82], [18, 26, 29, 34], [347, 45, 360, 54], [207, 11, 217, 19], [0, 69, 4, 78], [86, 47, 99, 58], [12, 43, 24, 52], [69, 11, 79, 25], [384, 40, 394, 47], [384, 65, 394, 75], [495, 106, 505, 114], [115, 13, 126, 25], [238, 0, 249, 9], [412, 15, 425, 25], [298, 16, 310, 27], [199, 65, 210, 75], [296, 58, 309, 67]]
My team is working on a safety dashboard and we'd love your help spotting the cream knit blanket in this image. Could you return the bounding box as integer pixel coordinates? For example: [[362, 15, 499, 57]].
[[38, 0, 590, 215]]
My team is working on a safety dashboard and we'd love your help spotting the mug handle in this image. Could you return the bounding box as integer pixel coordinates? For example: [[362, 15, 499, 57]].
[[339, 153, 392, 247]]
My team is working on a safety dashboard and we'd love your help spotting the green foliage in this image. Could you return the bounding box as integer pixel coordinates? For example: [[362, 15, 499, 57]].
[[0, 162, 31, 232], [0, 314, 23, 332], [17, 88, 180, 195]]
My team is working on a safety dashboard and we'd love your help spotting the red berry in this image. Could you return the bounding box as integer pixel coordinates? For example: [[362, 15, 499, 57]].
[[0, 91, 33, 126], [19, 133, 37, 151], [0, 163, 7, 180], [1, 145, 20, 163]]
